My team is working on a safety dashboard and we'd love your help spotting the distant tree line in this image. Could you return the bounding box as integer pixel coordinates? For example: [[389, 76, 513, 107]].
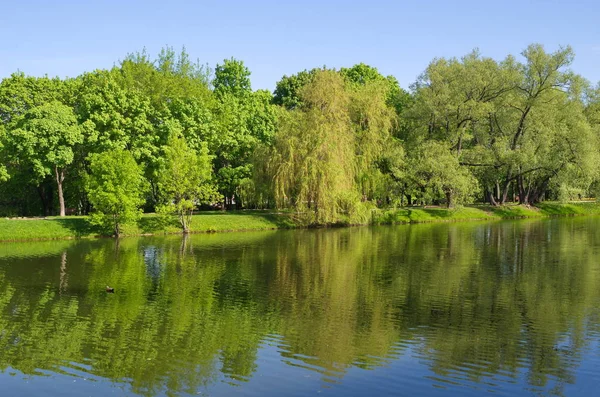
[[1, 44, 599, 225]]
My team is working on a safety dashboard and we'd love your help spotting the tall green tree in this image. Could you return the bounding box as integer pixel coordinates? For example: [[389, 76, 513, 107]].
[[492, 45, 591, 204], [213, 58, 252, 99], [157, 127, 220, 233], [264, 70, 358, 224], [347, 78, 398, 202], [6, 101, 83, 216], [212, 59, 277, 208], [408, 44, 596, 205]]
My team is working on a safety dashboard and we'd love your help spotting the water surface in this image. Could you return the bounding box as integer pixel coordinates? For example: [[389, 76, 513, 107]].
[[1, 218, 600, 396]]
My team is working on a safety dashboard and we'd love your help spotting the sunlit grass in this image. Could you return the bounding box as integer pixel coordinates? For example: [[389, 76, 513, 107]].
[[372, 202, 600, 225], [0, 202, 598, 241], [0, 211, 297, 241]]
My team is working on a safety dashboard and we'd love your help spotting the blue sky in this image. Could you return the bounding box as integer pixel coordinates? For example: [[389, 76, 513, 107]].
[[1, 0, 599, 90]]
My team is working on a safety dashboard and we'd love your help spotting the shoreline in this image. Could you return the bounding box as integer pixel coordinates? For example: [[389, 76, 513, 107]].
[[1, 202, 599, 243]]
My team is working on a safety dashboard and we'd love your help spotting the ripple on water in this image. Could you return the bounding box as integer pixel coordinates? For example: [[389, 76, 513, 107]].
[[2, 221, 600, 396]]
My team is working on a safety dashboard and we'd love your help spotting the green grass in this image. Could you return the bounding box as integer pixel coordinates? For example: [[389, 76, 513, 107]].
[[536, 202, 600, 216], [0, 211, 298, 242], [1, 202, 599, 242], [138, 211, 298, 234], [371, 202, 600, 225], [372, 206, 497, 225], [0, 217, 96, 241]]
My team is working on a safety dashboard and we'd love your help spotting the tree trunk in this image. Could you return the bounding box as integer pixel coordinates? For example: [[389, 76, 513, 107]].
[[500, 177, 511, 204], [114, 214, 120, 237], [529, 177, 551, 204], [486, 188, 498, 206], [181, 209, 191, 234], [445, 191, 453, 208], [55, 166, 66, 217], [518, 175, 529, 205]]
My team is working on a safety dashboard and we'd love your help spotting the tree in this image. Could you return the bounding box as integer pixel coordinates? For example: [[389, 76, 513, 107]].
[[211, 60, 277, 208], [157, 127, 220, 233], [0, 125, 8, 183], [86, 149, 147, 236], [264, 70, 357, 224], [411, 141, 479, 207], [492, 45, 585, 204], [408, 44, 594, 205], [347, 78, 398, 202], [7, 101, 83, 216], [0, 73, 63, 125], [0, 74, 72, 216], [118, 46, 212, 111], [213, 58, 252, 99], [272, 69, 319, 109]]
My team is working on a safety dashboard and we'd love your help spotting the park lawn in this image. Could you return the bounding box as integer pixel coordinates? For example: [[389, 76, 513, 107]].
[[371, 202, 600, 225], [0, 216, 96, 241], [0, 211, 298, 241], [137, 211, 298, 234], [0, 202, 599, 242]]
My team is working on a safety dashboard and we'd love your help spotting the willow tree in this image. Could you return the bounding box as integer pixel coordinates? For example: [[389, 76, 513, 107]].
[[410, 141, 479, 207], [408, 44, 597, 205], [265, 70, 357, 224], [347, 79, 398, 202], [406, 50, 513, 206]]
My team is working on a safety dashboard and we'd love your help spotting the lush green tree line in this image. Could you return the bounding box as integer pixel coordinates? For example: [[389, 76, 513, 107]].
[[1, 44, 599, 226]]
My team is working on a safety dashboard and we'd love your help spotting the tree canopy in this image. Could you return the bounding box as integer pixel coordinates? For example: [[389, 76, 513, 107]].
[[1, 44, 599, 225]]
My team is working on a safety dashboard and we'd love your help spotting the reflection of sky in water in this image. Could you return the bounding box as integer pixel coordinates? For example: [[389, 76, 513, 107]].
[[4, 337, 598, 397], [143, 246, 163, 282]]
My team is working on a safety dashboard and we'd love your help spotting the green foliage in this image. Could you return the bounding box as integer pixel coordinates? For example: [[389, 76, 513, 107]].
[[348, 78, 399, 202], [212, 75, 277, 207], [213, 58, 252, 98], [1, 43, 600, 226], [408, 44, 599, 206], [76, 70, 156, 159], [411, 141, 479, 207], [5, 101, 83, 216], [272, 68, 320, 109], [262, 68, 403, 224], [7, 101, 82, 181], [265, 71, 357, 224], [0, 73, 64, 125], [157, 129, 220, 232], [0, 125, 8, 183], [86, 150, 148, 236]]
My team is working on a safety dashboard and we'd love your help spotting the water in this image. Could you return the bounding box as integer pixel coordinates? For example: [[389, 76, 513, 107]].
[[1, 217, 600, 396]]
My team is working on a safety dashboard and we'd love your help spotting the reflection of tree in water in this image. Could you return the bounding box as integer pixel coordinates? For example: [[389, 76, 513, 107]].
[[0, 219, 599, 395]]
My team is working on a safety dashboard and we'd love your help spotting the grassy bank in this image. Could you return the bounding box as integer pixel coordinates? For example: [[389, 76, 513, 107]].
[[372, 202, 600, 225], [1, 202, 599, 242], [0, 211, 297, 242]]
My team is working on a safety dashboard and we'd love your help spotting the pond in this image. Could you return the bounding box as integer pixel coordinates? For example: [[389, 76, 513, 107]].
[[1, 217, 600, 396]]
